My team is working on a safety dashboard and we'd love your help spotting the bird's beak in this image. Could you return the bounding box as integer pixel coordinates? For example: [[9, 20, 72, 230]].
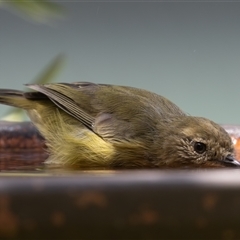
[[222, 155, 240, 167]]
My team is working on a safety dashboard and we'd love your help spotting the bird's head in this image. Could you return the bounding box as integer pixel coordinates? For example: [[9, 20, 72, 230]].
[[157, 116, 240, 168]]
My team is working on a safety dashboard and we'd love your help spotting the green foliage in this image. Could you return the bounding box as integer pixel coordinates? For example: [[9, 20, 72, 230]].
[[0, 1, 66, 121], [31, 54, 66, 85], [2, 55, 66, 121], [0, 0, 64, 23]]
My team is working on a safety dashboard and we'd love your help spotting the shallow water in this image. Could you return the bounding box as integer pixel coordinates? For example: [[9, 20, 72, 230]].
[[1, 167, 240, 239]]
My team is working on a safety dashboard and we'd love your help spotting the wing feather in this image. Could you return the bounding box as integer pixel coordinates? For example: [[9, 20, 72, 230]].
[[26, 84, 94, 130]]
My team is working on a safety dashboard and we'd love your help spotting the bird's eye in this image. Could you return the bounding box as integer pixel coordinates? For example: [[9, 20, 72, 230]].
[[194, 142, 206, 154]]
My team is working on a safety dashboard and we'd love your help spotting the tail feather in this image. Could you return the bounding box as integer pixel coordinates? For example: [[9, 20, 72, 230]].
[[0, 89, 32, 109], [0, 89, 24, 95]]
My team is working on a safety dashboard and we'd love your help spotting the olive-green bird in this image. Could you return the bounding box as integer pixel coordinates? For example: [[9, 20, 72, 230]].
[[0, 82, 239, 168]]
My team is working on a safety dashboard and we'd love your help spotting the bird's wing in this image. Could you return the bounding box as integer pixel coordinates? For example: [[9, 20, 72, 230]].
[[25, 82, 96, 131], [25, 82, 184, 142], [24, 82, 153, 141]]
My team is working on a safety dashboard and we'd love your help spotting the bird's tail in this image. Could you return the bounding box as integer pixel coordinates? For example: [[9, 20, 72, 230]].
[[0, 89, 33, 110]]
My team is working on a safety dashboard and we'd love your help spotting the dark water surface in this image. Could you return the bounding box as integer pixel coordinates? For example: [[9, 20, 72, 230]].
[[1, 120, 240, 239], [1, 167, 240, 239]]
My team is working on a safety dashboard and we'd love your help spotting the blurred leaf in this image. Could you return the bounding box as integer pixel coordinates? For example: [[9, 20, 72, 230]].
[[1, 108, 28, 122], [1, 54, 66, 121], [31, 54, 66, 85], [1, 0, 64, 23]]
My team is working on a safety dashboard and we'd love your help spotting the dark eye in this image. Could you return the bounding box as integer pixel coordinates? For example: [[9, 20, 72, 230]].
[[194, 142, 207, 154]]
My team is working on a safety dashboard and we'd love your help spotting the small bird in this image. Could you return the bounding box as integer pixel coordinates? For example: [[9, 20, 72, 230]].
[[0, 82, 239, 169]]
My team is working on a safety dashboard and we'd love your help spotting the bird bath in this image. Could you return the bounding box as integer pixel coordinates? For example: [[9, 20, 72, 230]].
[[1, 121, 240, 240]]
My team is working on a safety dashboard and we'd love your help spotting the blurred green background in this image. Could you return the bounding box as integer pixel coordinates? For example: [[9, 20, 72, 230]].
[[0, 0, 240, 124]]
